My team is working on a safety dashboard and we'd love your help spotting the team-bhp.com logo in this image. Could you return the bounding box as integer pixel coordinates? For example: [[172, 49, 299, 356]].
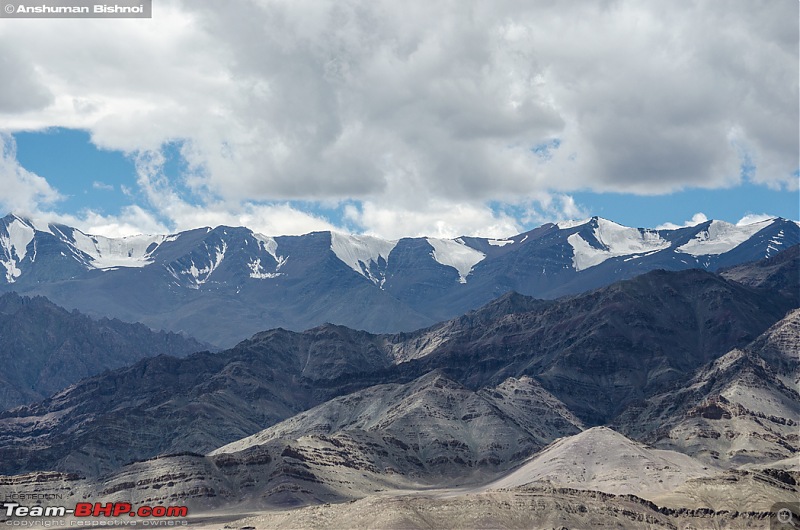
[[4, 502, 188, 518]]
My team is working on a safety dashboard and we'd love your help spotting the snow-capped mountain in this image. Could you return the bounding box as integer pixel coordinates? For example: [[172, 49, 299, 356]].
[[0, 213, 797, 346]]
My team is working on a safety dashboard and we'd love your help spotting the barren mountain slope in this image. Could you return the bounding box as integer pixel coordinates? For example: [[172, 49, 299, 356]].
[[614, 309, 800, 467]]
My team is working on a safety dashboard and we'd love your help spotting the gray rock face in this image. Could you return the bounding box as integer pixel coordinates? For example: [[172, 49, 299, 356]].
[[205, 487, 786, 530], [1, 213, 796, 347], [614, 309, 800, 466], [1, 427, 793, 520], [389, 267, 793, 424], [746, 307, 800, 386], [213, 372, 583, 472], [0, 292, 206, 410], [720, 244, 799, 305], [0, 375, 582, 509]]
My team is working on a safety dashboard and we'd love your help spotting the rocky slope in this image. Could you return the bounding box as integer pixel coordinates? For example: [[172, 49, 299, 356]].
[[0, 247, 795, 530], [614, 309, 800, 467], [0, 292, 205, 410], [0, 325, 395, 477], [721, 243, 799, 304], [0, 373, 582, 509], [1, 427, 793, 526], [485, 426, 717, 497], [208, 372, 584, 498], [387, 267, 792, 424]]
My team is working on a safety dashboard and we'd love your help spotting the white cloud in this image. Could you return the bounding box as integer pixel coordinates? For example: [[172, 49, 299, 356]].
[[0, 52, 53, 113], [656, 213, 709, 230], [520, 194, 590, 227], [0, 142, 339, 238], [736, 213, 777, 226], [344, 201, 520, 239], [342, 193, 587, 239], [0, 0, 796, 237], [70, 205, 170, 238], [0, 135, 61, 215], [117, 149, 336, 236], [43, 201, 337, 239], [92, 181, 114, 191], [655, 211, 783, 231]]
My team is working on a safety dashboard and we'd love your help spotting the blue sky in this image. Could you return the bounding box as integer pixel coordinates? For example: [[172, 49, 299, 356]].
[[13, 129, 140, 216], [0, 1, 797, 238]]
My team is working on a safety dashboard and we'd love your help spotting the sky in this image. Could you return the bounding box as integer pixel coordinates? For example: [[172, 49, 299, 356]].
[[0, 0, 797, 239]]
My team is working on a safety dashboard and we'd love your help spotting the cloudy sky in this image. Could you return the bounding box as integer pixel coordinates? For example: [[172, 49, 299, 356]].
[[0, 0, 797, 238]]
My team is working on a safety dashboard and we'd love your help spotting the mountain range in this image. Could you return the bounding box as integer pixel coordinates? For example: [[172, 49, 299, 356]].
[[1, 212, 797, 346], [0, 268, 796, 526], [0, 246, 795, 480], [0, 216, 796, 528]]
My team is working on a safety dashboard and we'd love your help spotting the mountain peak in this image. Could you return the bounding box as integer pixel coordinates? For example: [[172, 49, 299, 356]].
[[487, 426, 716, 497]]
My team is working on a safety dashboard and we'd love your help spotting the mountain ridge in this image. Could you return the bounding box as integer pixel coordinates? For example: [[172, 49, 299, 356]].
[[2, 213, 796, 346], [0, 292, 206, 411]]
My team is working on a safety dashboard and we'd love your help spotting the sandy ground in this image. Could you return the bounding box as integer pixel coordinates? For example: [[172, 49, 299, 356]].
[[180, 487, 779, 530]]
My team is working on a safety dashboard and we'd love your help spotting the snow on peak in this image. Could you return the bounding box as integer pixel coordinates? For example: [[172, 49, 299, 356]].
[[567, 218, 669, 271], [252, 233, 281, 262], [7, 214, 53, 235], [251, 233, 287, 279], [3, 217, 34, 261], [487, 238, 514, 247], [331, 232, 397, 285], [186, 240, 228, 285], [426, 237, 486, 283], [677, 219, 774, 256], [247, 232, 289, 280], [0, 217, 35, 282], [556, 218, 591, 229], [70, 230, 169, 269]]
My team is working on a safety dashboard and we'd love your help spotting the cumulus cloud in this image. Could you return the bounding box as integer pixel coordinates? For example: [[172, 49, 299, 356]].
[[0, 53, 53, 113], [0, 0, 796, 236], [92, 181, 115, 191], [736, 213, 777, 226], [69, 205, 170, 238], [344, 201, 520, 239], [656, 212, 784, 231], [126, 148, 340, 236], [0, 135, 61, 215], [40, 201, 337, 238], [0, 138, 338, 237], [340, 192, 589, 239], [656, 213, 709, 230]]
